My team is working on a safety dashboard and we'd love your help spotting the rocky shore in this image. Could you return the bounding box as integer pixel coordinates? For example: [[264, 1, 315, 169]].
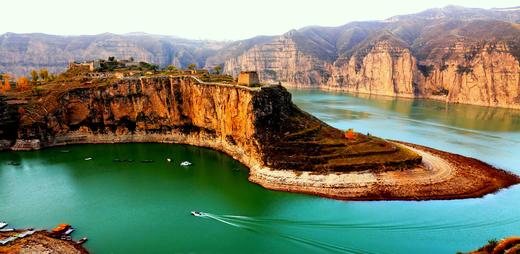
[[249, 141, 519, 200], [0, 230, 88, 254], [1, 74, 518, 201]]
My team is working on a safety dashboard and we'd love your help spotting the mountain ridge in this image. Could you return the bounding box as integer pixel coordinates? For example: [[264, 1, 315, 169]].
[[1, 5, 519, 108]]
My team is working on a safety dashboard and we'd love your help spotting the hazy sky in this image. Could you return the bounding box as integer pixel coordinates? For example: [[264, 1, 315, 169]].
[[2, 0, 518, 40]]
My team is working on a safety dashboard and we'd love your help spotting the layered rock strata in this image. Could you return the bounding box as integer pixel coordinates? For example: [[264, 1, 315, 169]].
[[0, 76, 518, 200]]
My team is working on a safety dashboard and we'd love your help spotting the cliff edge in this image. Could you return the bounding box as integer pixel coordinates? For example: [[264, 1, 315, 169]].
[[0, 75, 518, 200]]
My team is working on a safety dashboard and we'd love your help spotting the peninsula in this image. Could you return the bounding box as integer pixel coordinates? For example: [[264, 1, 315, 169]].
[[0, 62, 518, 200]]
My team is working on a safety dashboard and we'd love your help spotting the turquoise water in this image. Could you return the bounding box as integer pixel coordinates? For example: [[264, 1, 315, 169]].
[[1, 90, 520, 253]]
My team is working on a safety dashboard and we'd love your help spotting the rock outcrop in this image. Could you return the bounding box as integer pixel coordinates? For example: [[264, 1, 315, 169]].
[[4, 76, 421, 173]]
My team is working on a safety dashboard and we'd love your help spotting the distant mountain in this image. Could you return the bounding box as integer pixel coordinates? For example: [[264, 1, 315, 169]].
[[218, 5, 520, 108], [0, 32, 228, 77], [1, 5, 519, 108]]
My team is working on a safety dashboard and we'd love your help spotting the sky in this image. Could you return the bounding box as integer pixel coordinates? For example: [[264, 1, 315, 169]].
[[1, 0, 518, 40]]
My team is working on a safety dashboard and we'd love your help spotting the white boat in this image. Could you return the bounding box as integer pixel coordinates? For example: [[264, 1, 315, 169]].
[[0, 222, 7, 229], [84, 157, 92, 161], [180, 161, 192, 166], [191, 211, 204, 217], [166, 158, 172, 162], [64, 228, 75, 235]]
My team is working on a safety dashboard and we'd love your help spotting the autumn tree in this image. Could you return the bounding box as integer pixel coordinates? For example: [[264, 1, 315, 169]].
[[39, 69, 49, 82], [30, 70, 39, 82], [31, 70, 38, 81], [3, 74, 11, 92], [213, 65, 222, 74], [17, 77, 30, 91], [0, 80, 4, 94], [187, 63, 197, 70]]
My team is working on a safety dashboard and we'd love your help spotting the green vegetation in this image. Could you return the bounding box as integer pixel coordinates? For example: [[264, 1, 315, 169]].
[[432, 87, 449, 96], [456, 65, 473, 74], [212, 65, 222, 74], [417, 64, 434, 77], [30, 70, 39, 82], [188, 63, 197, 70]]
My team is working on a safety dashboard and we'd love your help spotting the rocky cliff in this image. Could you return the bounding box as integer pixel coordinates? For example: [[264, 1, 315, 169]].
[[2, 76, 421, 173], [1, 75, 518, 200], [217, 7, 520, 108]]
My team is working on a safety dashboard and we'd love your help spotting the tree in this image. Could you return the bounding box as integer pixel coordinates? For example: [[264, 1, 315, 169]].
[[213, 65, 222, 74], [3, 74, 11, 92], [30, 70, 39, 82], [187, 63, 197, 70], [167, 65, 177, 71], [129, 57, 134, 62], [39, 69, 49, 82], [17, 77, 30, 91], [108, 56, 116, 62], [0, 80, 4, 94]]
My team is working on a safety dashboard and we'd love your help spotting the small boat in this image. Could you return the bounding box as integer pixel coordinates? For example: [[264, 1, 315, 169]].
[[84, 157, 93, 161], [0, 228, 15, 232], [77, 237, 88, 245], [60, 150, 70, 153], [140, 160, 154, 163], [180, 161, 192, 166], [64, 227, 75, 235], [166, 158, 172, 162], [7, 161, 20, 166], [191, 211, 204, 217], [0, 221, 7, 229]]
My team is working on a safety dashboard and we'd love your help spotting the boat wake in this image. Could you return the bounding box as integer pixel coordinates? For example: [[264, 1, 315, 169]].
[[198, 212, 382, 254], [216, 214, 520, 232], [195, 212, 520, 253]]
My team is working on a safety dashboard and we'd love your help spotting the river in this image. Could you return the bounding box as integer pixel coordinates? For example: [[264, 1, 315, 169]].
[[1, 89, 519, 253]]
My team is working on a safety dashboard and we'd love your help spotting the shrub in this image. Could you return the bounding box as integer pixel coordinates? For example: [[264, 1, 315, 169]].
[[418, 64, 434, 77], [456, 65, 473, 74]]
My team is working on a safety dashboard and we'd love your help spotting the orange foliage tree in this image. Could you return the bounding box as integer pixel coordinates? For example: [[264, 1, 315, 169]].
[[17, 77, 30, 91], [3, 74, 11, 92]]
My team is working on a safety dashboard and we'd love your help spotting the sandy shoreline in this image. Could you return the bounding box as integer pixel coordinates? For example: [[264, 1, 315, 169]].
[[3, 133, 519, 201], [249, 141, 520, 201]]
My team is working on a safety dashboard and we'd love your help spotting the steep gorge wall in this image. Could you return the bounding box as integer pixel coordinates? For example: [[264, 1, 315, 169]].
[[224, 40, 520, 108], [7, 77, 294, 169], [223, 36, 330, 86]]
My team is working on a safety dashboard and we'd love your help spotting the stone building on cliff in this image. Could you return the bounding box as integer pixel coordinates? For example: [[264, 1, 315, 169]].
[[237, 71, 260, 86]]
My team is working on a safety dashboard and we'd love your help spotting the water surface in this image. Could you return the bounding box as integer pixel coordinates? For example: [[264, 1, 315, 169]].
[[1, 90, 519, 253]]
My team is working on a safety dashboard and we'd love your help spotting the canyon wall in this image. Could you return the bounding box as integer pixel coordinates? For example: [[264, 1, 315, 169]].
[[223, 39, 520, 108], [223, 35, 330, 86], [2, 76, 422, 172]]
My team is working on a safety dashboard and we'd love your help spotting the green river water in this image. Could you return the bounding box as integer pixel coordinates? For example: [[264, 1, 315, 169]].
[[1, 89, 519, 253]]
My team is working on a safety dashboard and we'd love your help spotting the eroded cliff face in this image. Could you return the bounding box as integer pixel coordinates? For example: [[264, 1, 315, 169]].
[[418, 42, 520, 108], [326, 41, 417, 97], [2, 76, 421, 172], [223, 35, 329, 86], [10, 77, 295, 166], [224, 39, 520, 108]]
